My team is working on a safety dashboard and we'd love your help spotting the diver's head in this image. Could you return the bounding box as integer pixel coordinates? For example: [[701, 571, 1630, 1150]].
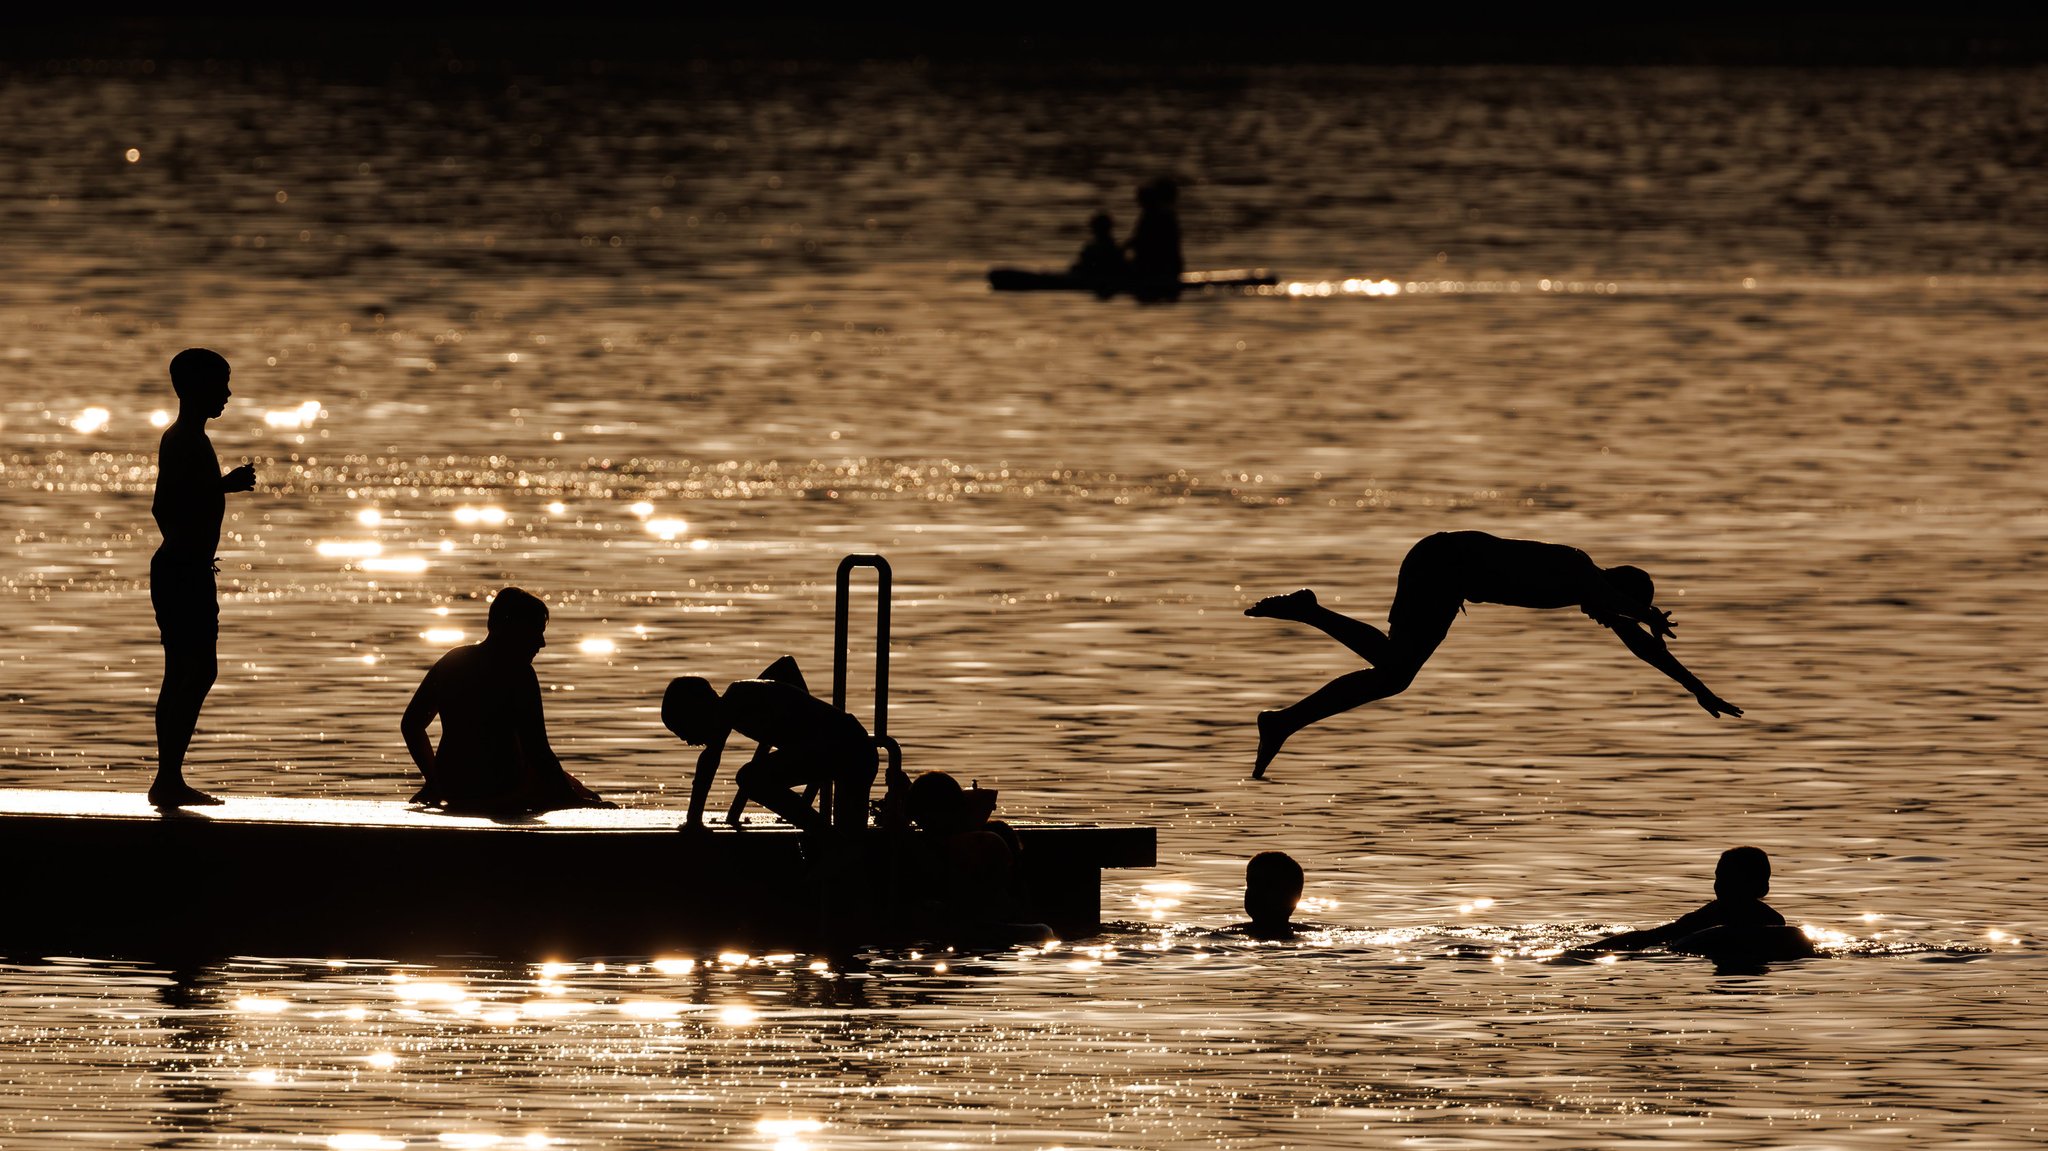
[[1602, 564, 1656, 612]]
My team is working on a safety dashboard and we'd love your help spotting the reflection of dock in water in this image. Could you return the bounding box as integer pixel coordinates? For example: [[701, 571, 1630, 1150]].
[[0, 788, 1156, 957]]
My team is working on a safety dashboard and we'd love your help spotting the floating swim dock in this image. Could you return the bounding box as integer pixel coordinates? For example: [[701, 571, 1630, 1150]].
[[0, 789, 1155, 958]]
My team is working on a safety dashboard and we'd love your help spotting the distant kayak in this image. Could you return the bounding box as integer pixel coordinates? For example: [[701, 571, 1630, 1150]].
[[988, 267, 1280, 298]]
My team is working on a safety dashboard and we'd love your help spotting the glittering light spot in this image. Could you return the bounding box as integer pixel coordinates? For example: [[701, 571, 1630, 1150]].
[[478, 506, 507, 525], [364, 1051, 399, 1070], [757, 1119, 824, 1138], [356, 508, 383, 527], [422, 628, 465, 645], [234, 996, 288, 1014], [716, 1004, 759, 1026], [522, 1136, 554, 1149], [1988, 929, 2010, 943], [578, 637, 616, 656], [646, 517, 688, 541], [454, 507, 481, 525], [619, 1000, 682, 1020], [629, 501, 655, 518], [125, 148, 141, 163], [546, 501, 566, 515], [70, 408, 111, 434], [150, 409, 171, 427], [439, 539, 455, 552], [1596, 954, 1619, 965], [650, 957, 696, 975], [361, 556, 429, 574], [247, 1068, 279, 1084], [328, 1137, 405, 1151], [361, 654, 379, 665], [437, 1135, 504, 1149], [263, 400, 323, 429], [317, 540, 383, 559], [689, 538, 710, 552], [536, 962, 573, 978], [401, 982, 467, 1004], [717, 951, 749, 966]]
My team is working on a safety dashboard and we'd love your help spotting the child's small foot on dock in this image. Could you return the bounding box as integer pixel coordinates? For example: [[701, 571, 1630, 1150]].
[[1245, 589, 1317, 620], [148, 781, 223, 808], [1253, 711, 1288, 779]]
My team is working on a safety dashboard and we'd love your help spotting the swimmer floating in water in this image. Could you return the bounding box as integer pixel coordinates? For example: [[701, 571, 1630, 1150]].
[[1588, 845, 1793, 952], [1245, 531, 1741, 778]]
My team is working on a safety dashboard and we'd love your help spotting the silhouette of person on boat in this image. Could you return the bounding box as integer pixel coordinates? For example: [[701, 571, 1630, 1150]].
[[1069, 211, 1126, 292], [1124, 177, 1185, 301], [149, 348, 257, 808], [402, 587, 613, 816], [1245, 531, 1741, 778], [664, 656, 877, 834]]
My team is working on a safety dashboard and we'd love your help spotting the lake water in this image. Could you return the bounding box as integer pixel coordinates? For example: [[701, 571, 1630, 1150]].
[[2, 56, 2045, 1147]]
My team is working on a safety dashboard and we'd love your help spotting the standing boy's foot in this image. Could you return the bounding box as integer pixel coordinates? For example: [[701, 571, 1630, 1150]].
[[148, 781, 224, 808], [1252, 711, 1289, 779], [1244, 589, 1318, 620]]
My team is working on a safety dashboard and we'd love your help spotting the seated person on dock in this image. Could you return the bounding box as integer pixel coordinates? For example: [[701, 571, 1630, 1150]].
[[401, 587, 613, 816], [1229, 851, 1306, 939], [1069, 211, 1126, 280], [664, 663, 876, 834], [1587, 846, 1811, 957], [881, 769, 1031, 928]]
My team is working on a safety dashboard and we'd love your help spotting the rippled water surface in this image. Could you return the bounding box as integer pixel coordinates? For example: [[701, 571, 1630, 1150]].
[[2, 58, 2045, 1147]]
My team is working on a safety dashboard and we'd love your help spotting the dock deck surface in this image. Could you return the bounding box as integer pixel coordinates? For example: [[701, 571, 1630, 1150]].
[[0, 788, 1155, 958]]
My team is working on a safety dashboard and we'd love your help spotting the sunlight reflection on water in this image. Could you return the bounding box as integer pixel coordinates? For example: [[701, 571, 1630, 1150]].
[[2, 58, 2047, 1151]]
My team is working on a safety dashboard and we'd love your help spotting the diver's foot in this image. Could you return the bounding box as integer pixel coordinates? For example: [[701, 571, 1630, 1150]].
[[1252, 711, 1290, 779], [1245, 589, 1318, 620], [148, 781, 224, 808]]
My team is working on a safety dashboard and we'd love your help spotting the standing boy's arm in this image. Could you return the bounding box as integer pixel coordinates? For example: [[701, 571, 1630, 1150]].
[[1607, 623, 1742, 718], [221, 462, 257, 492]]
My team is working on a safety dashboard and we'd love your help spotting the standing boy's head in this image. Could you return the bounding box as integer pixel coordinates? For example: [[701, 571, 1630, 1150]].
[[169, 348, 232, 413], [1088, 211, 1114, 239], [1713, 846, 1771, 901], [1244, 850, 1305, 931], [661, 676, 722, 744], [485, 587, 549, 659]]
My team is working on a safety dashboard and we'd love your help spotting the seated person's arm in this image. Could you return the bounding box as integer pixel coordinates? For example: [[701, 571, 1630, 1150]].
[[1605, 622, 1742, 718], [401, 670, 441, 802]]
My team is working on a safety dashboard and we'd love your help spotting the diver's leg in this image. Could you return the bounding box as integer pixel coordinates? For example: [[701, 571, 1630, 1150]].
[[1247, 590, 1395, 665], [1254, 664, 1419, 778]]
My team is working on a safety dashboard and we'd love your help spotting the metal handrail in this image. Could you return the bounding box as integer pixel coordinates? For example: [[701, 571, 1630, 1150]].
[[820, 554, 900, 827]]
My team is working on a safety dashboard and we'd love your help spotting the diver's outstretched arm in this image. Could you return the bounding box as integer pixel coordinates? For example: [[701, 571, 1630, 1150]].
[[1608, 624, 1742, 718]]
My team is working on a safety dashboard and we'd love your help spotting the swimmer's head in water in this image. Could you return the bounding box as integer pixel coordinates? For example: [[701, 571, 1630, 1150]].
[[168, 348, 231, 405], [1245, 850, 1305, 930], [660, 676, 721, 744], [1089, 211, 1114, 237], [486, 587, 549, 656], [1602, 564, 1655, 611], [1714, 845, 1771, 901]]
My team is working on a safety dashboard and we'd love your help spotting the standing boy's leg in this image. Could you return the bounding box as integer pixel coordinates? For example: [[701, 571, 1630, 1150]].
[[150, 560, 223, 806]]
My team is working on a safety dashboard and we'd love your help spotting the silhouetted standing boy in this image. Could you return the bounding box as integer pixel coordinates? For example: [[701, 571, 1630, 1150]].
[[149, 349, 256, 807]]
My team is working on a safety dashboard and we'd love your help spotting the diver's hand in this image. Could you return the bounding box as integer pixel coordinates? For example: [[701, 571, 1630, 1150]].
[[1695, 690, 1742, 719], [221, 462, 257, 492], [1642, 607, 1676, 639]]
